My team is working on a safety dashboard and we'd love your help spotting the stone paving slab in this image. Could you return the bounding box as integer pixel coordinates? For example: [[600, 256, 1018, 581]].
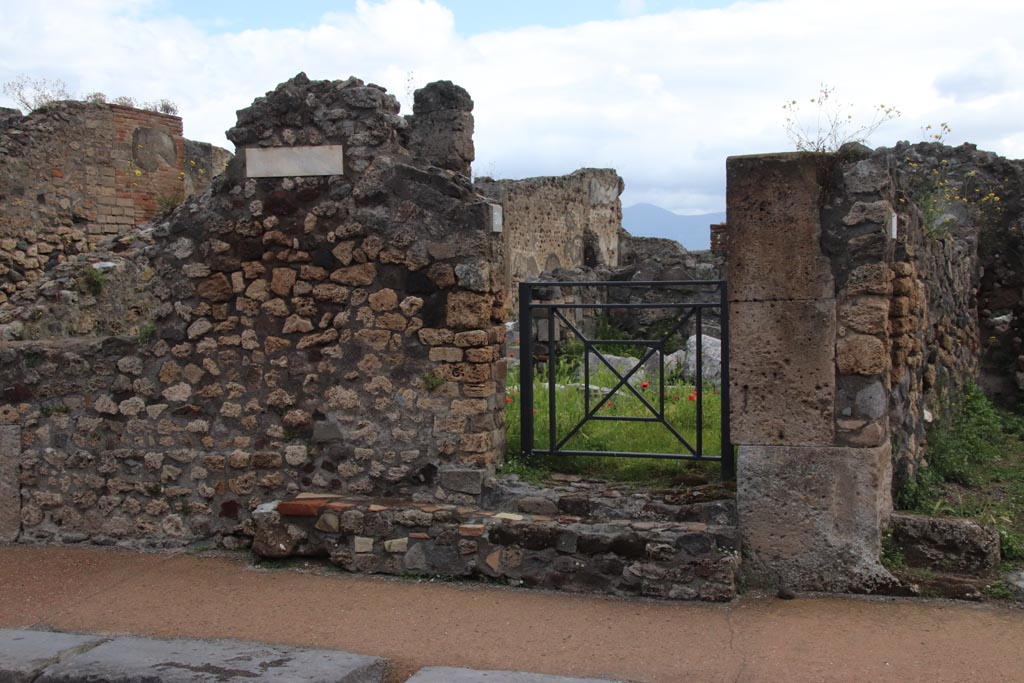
[[31, 635, 387, 683], [0, 629, 106, 683], [406, 667, 625, 683]]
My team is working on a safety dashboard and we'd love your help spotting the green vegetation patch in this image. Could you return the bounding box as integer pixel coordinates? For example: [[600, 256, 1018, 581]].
[[897, 384, 1024, 565]]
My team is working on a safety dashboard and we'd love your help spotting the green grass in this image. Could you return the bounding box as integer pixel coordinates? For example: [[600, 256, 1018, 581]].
[[896, 384, 1024, 564], [137, 321, 157, 345], [504, 361, 726, 484]]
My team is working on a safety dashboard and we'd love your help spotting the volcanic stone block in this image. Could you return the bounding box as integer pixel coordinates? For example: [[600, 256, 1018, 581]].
[[726, 153, 835, 302], [890, 512, 1001, 576], [729, 299, 836, 446], [738, 442, 897, 593], [34, 636, 387, 683]]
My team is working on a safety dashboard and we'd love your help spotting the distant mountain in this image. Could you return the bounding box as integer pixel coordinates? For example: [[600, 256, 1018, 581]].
[[622, 203, 725, 251]]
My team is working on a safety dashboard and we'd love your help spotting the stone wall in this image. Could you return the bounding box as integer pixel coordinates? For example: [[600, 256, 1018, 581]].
[[0, 103, 183, 301], [825, 145, 984, 487], [0, 74, 507, 548], [0, 102, 232, 308], [727, 143, 1020, 592], [886, 143, 1023, 409], [728, 152, 896, 593], [476, 169, 624, 311], [184, 139, 234, 198]]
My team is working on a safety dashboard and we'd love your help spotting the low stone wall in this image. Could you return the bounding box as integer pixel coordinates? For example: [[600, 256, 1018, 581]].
[[253, 491, 738, 601]]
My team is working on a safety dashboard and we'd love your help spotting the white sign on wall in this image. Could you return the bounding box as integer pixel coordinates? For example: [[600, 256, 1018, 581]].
[[245, 145, 345, 178], [489, 202, 504, 233]]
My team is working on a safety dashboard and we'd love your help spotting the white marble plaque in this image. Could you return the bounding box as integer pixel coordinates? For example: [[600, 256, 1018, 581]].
[[488, 202, 503, 233], [245, 145, 345, 178]]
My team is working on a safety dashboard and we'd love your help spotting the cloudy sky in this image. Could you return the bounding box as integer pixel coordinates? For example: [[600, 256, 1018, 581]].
[[1, 0, 1022, 214]]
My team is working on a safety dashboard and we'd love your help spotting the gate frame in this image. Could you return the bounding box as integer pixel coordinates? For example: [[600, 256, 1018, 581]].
[[518, 279, 734, 480]]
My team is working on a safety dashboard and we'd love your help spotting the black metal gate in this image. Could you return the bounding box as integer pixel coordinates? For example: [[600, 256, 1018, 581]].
[[517, 280, 733, 480]]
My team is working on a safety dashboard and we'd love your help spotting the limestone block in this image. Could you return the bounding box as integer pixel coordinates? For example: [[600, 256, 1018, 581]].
[[33, 635, 386, 683], [726, 153, 835, 302], [839, 297, 889, 335], [738, 442, 897, 592], [730, 300, 835, 446], [0, 425, 20, 542], [844, 263, 893, 296], [0, 630, 107, 683], [447, 291, 493, 330], [836, 334, 889, 376], [196, 273, 233, 302]]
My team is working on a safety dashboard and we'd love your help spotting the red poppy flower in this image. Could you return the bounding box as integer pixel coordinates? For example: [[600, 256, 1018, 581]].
[[505, 396, 512, 403], [641, 381, 649, 388], [688, 395, 696, 401], [532, 408, 538, 414]]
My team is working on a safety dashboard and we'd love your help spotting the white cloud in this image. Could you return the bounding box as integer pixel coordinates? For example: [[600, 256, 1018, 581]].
[[1, 0, 1022, 213], [618, 0, 647, 17]]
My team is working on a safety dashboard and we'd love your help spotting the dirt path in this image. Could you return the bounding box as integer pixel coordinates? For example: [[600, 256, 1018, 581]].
[[1, 546, 1022, 682]]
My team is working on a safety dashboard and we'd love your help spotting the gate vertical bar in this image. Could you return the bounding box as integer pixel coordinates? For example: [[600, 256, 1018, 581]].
[[548, 305, 557, 453], [519, 282, 534, 458], [695, 306, 703, 456], [719, 282, 734, 480]]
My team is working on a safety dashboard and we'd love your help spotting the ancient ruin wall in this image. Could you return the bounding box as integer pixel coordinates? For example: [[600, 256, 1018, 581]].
[[727, 143, 1020, 592], [0, 104, 184, 299], [0, 103, 233, 308], [0, 75, 507, 548], [184, 139, 234, 198], [728, 152, 896, 593], [824, 145, 988, 488], [475, 169, 624, 310]]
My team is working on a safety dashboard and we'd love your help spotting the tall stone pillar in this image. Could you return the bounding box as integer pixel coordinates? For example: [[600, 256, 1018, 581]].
[[726, 153, 895, 592]]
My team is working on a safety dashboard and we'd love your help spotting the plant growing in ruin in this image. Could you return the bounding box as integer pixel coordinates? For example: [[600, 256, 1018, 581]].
[[2, 75, 73, 111], [783, 84, 900, 153], [79, 266, 107, 296], [3, 74, 178, 115]]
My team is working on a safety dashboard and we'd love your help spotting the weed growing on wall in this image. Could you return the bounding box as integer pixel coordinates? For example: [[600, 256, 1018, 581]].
[[783, 84, 900, 153], [901, 151, 1004, 239], [2, 75, 73, 111], [79, 266, 107, 296], [3, 73, 178, 115], [137, 322, 157, 345]]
